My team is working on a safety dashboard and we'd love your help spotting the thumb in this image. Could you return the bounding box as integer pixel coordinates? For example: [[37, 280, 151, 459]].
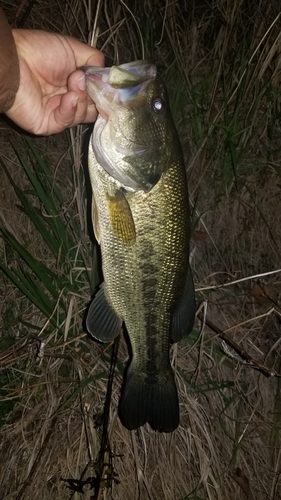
[[87, 51, 104, 67]]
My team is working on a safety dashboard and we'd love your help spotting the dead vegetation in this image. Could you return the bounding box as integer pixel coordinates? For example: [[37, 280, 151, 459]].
[[0, 1, 281, 499]]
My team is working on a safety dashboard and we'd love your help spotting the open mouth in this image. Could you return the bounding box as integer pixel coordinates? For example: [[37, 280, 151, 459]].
[[85, 61, 159, 192], [85, 60, 156, 87], [84, 60, 157, 112]]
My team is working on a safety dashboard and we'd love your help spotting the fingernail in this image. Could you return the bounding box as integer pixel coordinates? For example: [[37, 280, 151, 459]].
[[72, 96, 79, 107], [77, 75, 86, 91]]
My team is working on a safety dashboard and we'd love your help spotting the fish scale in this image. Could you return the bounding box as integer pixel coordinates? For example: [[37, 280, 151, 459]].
[[85, 61, 196, 432]]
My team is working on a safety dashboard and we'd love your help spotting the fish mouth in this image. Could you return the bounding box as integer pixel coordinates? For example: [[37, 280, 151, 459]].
[[84, 60, 157, 115], [84, 61, 159, 191]]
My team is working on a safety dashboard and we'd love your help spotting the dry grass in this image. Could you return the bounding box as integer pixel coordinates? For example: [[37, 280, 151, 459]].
[[0, 1, 281, 499]]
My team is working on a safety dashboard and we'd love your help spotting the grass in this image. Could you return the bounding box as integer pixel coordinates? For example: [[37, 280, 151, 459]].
[[0, 135, 91, 330], [0, 0, 281, 499]]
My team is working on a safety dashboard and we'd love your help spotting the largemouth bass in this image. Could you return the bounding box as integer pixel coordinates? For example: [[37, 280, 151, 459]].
[[85, 61, 195, 432]]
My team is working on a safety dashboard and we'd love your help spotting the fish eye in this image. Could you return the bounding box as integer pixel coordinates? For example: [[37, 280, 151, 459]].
[[152, 97, 165, 114]]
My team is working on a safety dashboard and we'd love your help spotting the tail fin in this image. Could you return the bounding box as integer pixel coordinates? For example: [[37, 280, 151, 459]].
[[118, 365, 179, 432]]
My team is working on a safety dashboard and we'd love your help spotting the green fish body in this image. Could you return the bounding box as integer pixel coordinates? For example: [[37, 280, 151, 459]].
[[85, 61, 195, 432]]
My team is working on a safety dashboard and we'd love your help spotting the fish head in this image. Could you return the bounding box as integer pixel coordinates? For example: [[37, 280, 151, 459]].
[[85, 61, 181, 191]]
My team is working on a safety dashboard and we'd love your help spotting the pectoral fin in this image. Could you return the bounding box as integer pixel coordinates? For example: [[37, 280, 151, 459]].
[[106, 189, 136, 244], [171, 267, 196, 342], [86, 285, 123, 342]]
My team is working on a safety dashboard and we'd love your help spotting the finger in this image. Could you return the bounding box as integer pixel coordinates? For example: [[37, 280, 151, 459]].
[[50, 92, 98, 133], [79, 103, 99, 124], [87, 52, 105, 68], [67, 70, 88, 123], [65, 36, 105, 68], [71, 99, 98, 127], [48, 91, 79, 134], [68, 69, 99, 125]]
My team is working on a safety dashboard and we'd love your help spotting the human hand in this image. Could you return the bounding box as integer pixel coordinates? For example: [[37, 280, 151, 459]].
[[6, 29, 104, 135]]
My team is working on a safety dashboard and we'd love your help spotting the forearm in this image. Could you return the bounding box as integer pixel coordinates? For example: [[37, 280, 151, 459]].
[[0, 8, 20, 113]]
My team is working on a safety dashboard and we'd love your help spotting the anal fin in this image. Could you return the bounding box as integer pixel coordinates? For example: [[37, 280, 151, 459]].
[[171, 267, 196, 342], [86, 285, 123, 342]]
